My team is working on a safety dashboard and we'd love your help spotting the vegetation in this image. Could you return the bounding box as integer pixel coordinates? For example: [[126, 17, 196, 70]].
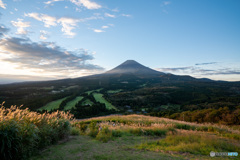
[[63, 96, 83, 110], [136, 133, 240, 156], [0, 102, 73, 160], [38, 97, 68, 111], [34, 114, 240, 159], [168, 106, 240, 125], [93, 93, 117, 110], [1, 99, 239, 160]]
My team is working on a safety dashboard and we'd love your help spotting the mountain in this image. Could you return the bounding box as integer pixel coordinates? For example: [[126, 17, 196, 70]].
[[105, 60, 164, 75], [0, 60, 240, 112]]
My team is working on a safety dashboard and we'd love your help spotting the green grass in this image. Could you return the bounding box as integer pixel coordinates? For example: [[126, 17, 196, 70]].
[[30, 135, 183, 160], [93, 93, 117, 110], [64, 85, 79, 90], [81, 99, 94, 106], [107, 89, 123, 94], [136, 133, 240, 158], [38, 97, 69, 111], [86, 88, 103, 95], [64, 96, 83, 110]]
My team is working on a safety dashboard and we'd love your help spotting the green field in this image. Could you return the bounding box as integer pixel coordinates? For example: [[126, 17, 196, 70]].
[[107, 89, 123, 94], [86, 88, 103, 95], [64, 96, 83, 110], [81, 99, 94, 106], [38, 97, 69, 111], [93, 93, 117, 110]]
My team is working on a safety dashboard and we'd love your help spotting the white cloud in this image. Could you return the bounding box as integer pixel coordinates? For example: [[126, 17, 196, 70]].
[[101, 25, 108, 29], [11, 19, 30, 35], [75, 7, 81, 12], [14, 8, 18, 11], [44, 0, 63, 5], [0, 0, 6, 9], [112, 8, 119, 12], [93, 29, 104, 33], [40, 30, 49, 40], [70, 0, 101, 9], [25, 13, 57, 28], [105, 13, 115, 18], [162, 1, 171, 6], [57, 17, 79, 37], [122, 14, 131, 18]]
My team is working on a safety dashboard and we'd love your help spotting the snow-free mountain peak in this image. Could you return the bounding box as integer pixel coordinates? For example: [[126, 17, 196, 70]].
[[105, 60, 164, 75]]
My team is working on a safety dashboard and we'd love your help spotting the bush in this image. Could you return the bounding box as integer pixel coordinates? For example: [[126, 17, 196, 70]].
[[175, 123, 192, 130], [96, 126, 112, 142], [112, 130, 123, 137], [87, 122, 99, 138]]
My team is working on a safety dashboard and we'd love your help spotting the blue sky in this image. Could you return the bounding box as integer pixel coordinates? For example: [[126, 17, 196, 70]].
[[0, 0, 239, 83]]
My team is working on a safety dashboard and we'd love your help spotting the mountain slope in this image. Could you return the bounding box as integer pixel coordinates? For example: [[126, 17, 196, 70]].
[[105, 60, 164, 75]]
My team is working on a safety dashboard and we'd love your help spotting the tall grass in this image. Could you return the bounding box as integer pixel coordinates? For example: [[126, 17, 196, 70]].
[[0, 102, 73, 160]]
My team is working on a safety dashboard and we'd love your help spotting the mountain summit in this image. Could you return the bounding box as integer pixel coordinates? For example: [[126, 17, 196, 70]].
[[105, 60, 164, 75]]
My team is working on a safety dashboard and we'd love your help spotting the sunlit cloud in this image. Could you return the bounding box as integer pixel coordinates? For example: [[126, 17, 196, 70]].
[[11, 19, 30, 35], [0, 37, 104, 79], [0, 0, 6, 9]]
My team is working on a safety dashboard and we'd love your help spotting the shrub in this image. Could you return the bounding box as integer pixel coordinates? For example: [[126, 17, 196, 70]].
[[87, 122, 99, 138], [96, 126, 112, 142], [112, 130, 123, 137], [175, 123, 192, 130]]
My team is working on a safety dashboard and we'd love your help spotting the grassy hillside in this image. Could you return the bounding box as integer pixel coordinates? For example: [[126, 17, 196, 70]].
[[31, 115, 240, 160]]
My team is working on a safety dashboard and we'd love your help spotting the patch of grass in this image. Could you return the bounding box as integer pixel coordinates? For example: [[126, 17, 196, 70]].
[[38, 97, 69, 111], [64, 96, 83, 111], [70, 127, 80, 135], [107, 89, 123, 94], [81, 99, 94, 106], [136, 133, 240, 156], [86, 88, 103, 95], [93, 93, 117, 110], [64, 96, 83, 110], [30, 135, 183, 160]]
